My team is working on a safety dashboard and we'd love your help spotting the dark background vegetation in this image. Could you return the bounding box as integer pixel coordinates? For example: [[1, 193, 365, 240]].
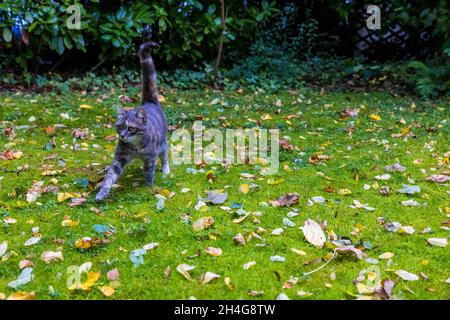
[[0, 0, 449, 98]]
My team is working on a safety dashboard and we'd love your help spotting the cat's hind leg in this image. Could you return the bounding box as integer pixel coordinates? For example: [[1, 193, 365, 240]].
[[144, 154, 158, 186], [160, 147, 170, 175]]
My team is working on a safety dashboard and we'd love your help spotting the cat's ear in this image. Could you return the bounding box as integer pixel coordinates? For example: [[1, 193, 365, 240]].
[[135, 108, 147, 124]]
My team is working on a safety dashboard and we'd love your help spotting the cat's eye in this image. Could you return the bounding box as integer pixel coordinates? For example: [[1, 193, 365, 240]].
[[128, 127, 136, 132]]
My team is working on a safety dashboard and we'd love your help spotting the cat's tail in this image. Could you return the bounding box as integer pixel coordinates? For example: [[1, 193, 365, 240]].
[[139, 41, 160, 105]]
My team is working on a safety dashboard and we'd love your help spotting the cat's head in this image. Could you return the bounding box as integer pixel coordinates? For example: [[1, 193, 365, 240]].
[[116, 107, 147, 146]]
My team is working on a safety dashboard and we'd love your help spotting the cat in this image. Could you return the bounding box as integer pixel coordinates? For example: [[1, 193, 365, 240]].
[[95, 41, 169, 202]]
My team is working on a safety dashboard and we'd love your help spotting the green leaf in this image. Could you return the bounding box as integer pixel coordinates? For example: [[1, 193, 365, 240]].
[[28, 22, 38, 33], [2, 28, 12, 42], [207, 4, 216, 14]]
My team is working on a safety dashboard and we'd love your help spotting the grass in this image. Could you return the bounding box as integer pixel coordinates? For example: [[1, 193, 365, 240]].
[[0, 87, 449, 300]]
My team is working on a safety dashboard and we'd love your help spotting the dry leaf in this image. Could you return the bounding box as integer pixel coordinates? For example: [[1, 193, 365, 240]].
[[395, 270, 419, 281], [301, 219, 326, 248], [427, 238, 447, 247], [192, 216, 215, 232], [7, 291, 35, 300], [40, 251, 63, 264], [224, 277, 235, 290], [176, 264, 195, 281], [99, 286, 115, 297], [205, 247, 222, 256], [201, 272, 220, 285], [378, 252, 394, 260], [107, 268, 120, 281], [426, 174, 450, 183], [80, 272, 101, 290]]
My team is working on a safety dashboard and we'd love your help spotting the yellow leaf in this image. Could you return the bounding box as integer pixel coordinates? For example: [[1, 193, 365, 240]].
[[224, 277, 235, 290], [356, 283, 374, 295], [99, 286, 115, 297], [239, 184, 250, 194], [80, 272, 100, 290], [157, 95, 166, 103], [400, 127, 410, 136], [369, 114, 381, 121], [80, 104, 93, 109], [42, 170, 63, 176], [291, 248, 307, 256], [261, 114, 272, 120], [159, 189, 171, 198], [267, 178, 284, 185], [57, 192, 81, 203], [337, 189, 352, 195], [61, 219, 79, 227], [75, 237, 95, 250], [7, 291, 35, 300]]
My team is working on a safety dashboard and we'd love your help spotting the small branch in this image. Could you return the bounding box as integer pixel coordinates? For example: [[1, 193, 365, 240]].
[[303, 249, 337, 277], [49, 52, 69, 72], [90, 59, 106, 72]]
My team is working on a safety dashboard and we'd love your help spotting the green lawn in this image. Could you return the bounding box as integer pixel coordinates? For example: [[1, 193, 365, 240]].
[[0, 88, 449, 300]]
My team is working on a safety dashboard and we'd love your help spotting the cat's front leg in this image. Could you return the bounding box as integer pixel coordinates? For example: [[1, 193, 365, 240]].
[[144, 155, 157, 186], [96, 156, 130, 201]]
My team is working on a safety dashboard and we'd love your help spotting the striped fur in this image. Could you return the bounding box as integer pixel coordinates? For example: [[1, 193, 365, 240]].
[[96, 42, 169, 202], [139, 41, 160, 105]]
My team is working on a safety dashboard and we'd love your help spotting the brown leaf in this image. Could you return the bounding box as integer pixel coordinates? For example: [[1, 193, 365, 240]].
[[271, 193, 299, 207], [426, 174, 450, 183], [309, 154, 331, 165]]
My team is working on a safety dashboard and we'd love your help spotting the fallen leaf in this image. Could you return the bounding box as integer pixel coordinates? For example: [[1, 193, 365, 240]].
[[24, 236, 41, 247], [40, 251, 63, 264], [426, 174, 450, 183], [205, 247, 222, 257], [80, 272, 100, 290], [8, 267, 34, 289], [301, 219, 326, 248], [7, 291, 35, 300], [200, 190, 228, 204], [176, 264, 195, 281], [427, 238, 447, 247], [107, 268, 120, 281], [271, 193, 299, 207], [99, 286, 115, 297], [384, 163, 406, 172], [271, 228, 283, 236], [291, 248, 306, 256], [378, 252, 394, 260], [224, 277, 235, 290], [233, 233, 246, 246], [395, 270, 419, 281], [335, 246, 366, 260], [192, 216, 215, 232], [201, 271, 220, 285], [270, 255, 286, 262]]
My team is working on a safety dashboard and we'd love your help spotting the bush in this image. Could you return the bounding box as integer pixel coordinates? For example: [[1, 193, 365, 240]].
[[0, 0, 275, 72]]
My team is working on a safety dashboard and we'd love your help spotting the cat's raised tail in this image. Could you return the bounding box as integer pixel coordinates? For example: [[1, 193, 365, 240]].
[[139, 41, 160, 105]]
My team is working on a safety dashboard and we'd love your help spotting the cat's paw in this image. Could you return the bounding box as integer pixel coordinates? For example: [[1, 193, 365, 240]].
[[95, 191, 109, 202], [162, 165, 170, 175]]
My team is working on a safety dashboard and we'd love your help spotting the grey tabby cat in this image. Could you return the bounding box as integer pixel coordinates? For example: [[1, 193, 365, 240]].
[[95, 41, 169, 202]]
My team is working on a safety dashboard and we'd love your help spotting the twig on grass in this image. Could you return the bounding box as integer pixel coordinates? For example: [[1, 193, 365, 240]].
[[303, 249, 337, 277]]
